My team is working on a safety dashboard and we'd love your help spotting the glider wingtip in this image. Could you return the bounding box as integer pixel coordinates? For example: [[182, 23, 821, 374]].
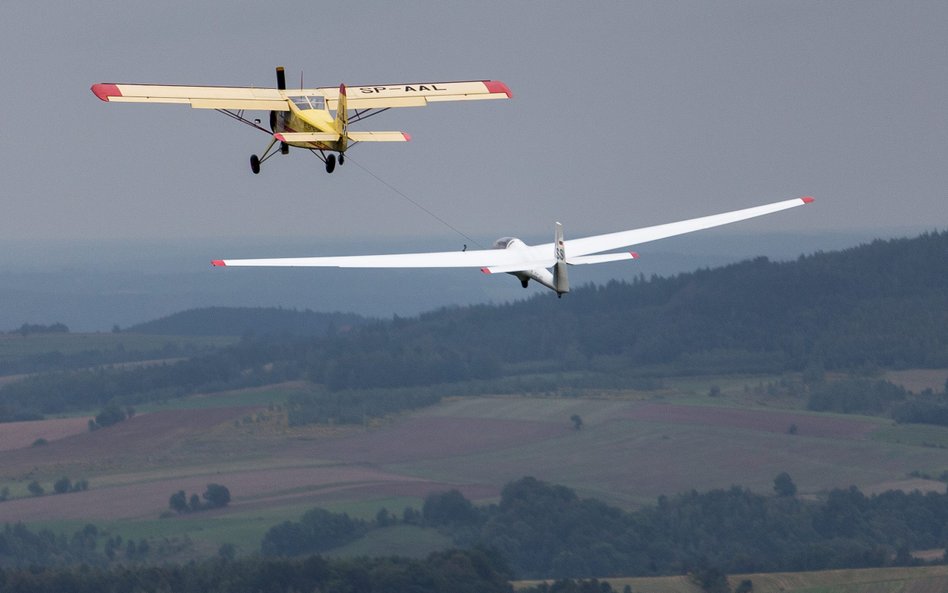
[[91, 83, 121, 102], [402, 132, 412, 141], [630, 252, 640, 259], [484, 80, 513, 98], [211, 260, 227, 267], [274, 133, 286, 142], [480, 267, 492, 275], [801, 196, 815, 204]]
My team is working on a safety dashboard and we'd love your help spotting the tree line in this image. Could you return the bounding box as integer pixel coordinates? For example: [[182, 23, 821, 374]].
[[259, 475, 948, 580], [416, 476, 948, 578]]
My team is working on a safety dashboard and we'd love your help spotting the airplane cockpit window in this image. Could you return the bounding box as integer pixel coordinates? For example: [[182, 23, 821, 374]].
[[492, 237, 516, 249], [291, 96, 325, 110]]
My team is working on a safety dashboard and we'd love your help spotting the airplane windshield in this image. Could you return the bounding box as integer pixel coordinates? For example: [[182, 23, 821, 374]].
[[492, 237, 516, 249], [291, 95, 325, 110]]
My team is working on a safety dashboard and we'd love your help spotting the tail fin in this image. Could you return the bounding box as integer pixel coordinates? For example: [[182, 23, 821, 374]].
[[553, 222, 569, 296], [334, 84, 348, 152]]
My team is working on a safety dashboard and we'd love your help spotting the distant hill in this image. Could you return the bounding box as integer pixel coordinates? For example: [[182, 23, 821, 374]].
[[125, 306, 366, 337], [3, 232, 946, 420], [305, 231, 948, 388]]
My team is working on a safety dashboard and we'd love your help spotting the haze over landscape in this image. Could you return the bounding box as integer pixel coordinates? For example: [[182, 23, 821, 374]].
[[1, 2, 947, 592], [2, 2, 947, 328]]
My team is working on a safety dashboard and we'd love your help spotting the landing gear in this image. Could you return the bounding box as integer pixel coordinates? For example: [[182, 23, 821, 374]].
[[250, 137, 280, 174], [280, 142, 289, 155], [338, 153, 345, 165], [520, 279, 529, 288], [325, 153, 336, 174]]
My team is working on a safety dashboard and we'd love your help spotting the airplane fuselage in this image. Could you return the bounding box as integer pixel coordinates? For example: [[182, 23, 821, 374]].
[[271, 97, 341, 151], [492, 237, 557, 291]]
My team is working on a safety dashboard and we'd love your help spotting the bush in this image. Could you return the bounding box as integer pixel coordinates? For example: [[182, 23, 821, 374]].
[[53, 477, 72, 494], [203, 484, 231, 509]]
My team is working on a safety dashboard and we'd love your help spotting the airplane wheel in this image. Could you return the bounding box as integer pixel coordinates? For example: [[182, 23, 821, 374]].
[[520, 279, 529, 288], [250, 154, 261, 175], [280, 142, 289, 155], [325, 153, 336, 174], [338, 153, 345, 165]]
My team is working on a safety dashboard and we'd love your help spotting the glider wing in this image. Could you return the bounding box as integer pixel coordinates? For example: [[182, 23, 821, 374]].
[[559, 197, 815, 258], [212, 245, 549, 270]]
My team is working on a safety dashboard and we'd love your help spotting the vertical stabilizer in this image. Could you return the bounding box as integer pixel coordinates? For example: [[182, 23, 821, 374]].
[[553, 222, 569, 296], [335, 84, 348, 152]]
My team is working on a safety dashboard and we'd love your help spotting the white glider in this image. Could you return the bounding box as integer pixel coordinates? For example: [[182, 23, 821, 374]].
[[212, 196, 815, 297]]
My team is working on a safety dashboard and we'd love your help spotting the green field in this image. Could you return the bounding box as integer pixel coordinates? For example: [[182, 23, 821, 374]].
[[2, 367, 948, 580], [514, 565, 948, 593], [0, 332, 236, 361]]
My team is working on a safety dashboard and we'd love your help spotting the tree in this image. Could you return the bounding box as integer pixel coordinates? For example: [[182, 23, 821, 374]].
[[53, 476, 72, 494], [773, 472, 797, 497], [169, 490, 188, 513], [423, 489, 480, 526], [189, 493, 203, 512], [28, 480, 44, 496], [571, 414, 584, 430], [203, 483, 231, 509]]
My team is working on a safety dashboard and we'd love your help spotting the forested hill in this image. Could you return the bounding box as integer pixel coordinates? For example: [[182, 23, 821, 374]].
[[125, 306, 366, 337], [310, 230, 948, 388], [2, 232, 946, 420]]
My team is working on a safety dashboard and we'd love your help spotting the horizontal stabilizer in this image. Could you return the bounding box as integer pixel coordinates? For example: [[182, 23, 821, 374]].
[[482, 260, 555, 274], [567, 252, 639, 265], [274, 132, 340, 143], [346, 131, 411, 142]]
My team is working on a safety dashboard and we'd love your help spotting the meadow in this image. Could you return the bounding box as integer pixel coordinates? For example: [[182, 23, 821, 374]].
[[1, 367, 946, 562]]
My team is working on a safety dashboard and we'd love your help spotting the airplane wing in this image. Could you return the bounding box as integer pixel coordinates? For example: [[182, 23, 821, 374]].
[[559, 197, 815, 258], [91, 83, 290, 111], [314, 81, 512, 110], [211, 197, 813, 270], [92, 80, 510, 111], [212, 246, 550, 270]]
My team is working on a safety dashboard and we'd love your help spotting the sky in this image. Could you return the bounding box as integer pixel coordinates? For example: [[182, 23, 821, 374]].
[[0, 1, 946, 327]]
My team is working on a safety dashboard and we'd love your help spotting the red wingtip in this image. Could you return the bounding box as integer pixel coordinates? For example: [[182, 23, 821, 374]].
[[211, 260, 226, 267], [91, 83, 121, 102], [484, 80, 512, 98], [629, 252, 640, 259], [274, 133, 287, 142], [339, 83, 346, 96], [801, 196, 815, 204], [480, 267, 492, 275], [402, 132, 412, 141]]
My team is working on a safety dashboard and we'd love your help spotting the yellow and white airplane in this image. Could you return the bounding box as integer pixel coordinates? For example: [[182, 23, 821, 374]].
[[91, 67, 512, 174], [211, 196, 815, 298]]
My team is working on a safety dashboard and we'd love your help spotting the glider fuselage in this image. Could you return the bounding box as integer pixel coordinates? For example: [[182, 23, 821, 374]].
[[489, 237, 557, 291]]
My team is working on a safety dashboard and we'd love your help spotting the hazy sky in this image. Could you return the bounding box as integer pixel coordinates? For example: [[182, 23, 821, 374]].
[[2, 1, 946, 248]]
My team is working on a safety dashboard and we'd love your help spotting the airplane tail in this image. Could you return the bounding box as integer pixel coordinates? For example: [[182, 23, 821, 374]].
[[335, 84, 348, 153], [553, 222, 569, 296]]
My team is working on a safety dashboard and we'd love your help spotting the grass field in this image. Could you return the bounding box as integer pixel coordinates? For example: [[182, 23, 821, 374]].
[[0, 332, 236, 361], [2, 369, 947, 567], [513, 565, 948, 593]]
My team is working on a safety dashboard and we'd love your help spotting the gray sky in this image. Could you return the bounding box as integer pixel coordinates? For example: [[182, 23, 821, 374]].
[[2, 1, 947, 329], [2, 1, 946, 247]]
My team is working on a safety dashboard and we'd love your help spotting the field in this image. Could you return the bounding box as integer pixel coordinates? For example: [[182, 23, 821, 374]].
[[0, 332, 236, 361], [516, 565, 948, 593], [2, 369, 948, 562]]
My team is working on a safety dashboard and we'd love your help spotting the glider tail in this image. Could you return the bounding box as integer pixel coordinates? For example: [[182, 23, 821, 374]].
[[553, 222, 570, 296], [335, 84, 348, 153]]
